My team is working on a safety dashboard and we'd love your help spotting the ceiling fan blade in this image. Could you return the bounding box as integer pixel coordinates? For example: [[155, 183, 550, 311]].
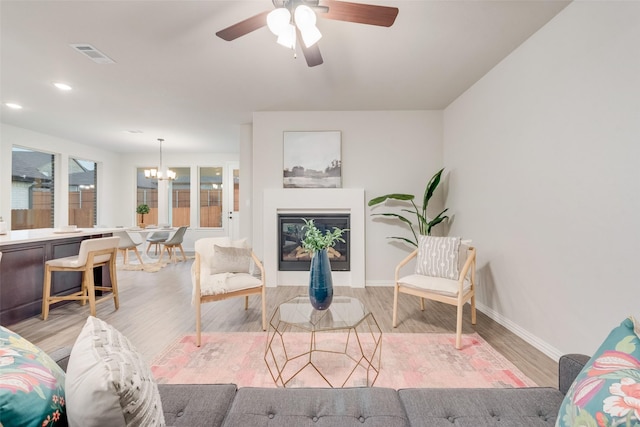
[[319, 0, 398, 27], [299, 36, 324, 67], [216, 10, 271, 41]]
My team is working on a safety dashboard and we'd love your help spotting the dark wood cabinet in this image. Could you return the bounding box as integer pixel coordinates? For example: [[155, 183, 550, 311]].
[[0, 234, 112, 326]]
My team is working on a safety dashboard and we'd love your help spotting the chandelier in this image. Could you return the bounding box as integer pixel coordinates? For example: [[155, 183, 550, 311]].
[[144, 138, 176, 181], [266, 3, 322, 49]]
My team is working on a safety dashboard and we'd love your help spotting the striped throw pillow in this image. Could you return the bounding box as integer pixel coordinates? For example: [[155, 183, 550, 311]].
[[415, 236, 461, 280]]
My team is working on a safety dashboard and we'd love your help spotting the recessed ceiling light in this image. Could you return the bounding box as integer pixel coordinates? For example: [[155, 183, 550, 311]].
[[5, 103, 23, 109], [126, 130, 144, 134], [53, 82, 72, 91]]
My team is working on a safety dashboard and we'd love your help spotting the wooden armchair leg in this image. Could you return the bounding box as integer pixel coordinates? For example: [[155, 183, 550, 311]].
[[455, 304, 464, 350], [471, 295, 477, 325], [244, 296, 249, 310], [196, 299, 202, 347], [392, 284, 399, 328], [261, 290, 267, 331]]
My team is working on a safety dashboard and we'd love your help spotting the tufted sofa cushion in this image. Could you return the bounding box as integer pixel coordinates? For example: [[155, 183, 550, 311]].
[[158, 384, 236, 426], [223, 387, 409, 427], [399, 388, 565, 426]]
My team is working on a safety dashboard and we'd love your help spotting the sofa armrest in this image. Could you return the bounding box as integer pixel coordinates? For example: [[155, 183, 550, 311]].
[[558, 353, 590, 395], [49, 346, 73, 372]]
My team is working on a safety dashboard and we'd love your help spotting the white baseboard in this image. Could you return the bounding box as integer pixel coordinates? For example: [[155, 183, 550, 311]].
[[475, 301, 563, 362], [365, 280, 393, 287], [362, 283, 564, 362]]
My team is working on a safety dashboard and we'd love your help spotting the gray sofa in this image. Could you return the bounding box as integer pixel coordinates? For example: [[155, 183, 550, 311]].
[[51, 348, 589, 427]]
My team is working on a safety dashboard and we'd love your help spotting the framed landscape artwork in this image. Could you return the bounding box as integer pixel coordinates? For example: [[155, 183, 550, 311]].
[[283, 131, 342, 188]]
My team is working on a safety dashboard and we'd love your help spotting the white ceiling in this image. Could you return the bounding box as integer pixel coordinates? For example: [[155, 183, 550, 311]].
[[0, 0, 571, 154]]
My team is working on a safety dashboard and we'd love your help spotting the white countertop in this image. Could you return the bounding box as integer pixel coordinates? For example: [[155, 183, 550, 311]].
[[0, 227, 121, 246]]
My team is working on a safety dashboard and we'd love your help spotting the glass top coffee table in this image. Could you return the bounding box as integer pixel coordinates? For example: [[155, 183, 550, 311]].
[[264, 295, 382, 388]]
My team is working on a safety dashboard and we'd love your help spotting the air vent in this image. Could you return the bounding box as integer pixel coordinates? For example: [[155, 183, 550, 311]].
[[69, 44, 115, 64]]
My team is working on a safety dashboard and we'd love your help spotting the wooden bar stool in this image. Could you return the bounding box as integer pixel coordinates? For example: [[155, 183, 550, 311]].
[[42, 236, 120, 320]]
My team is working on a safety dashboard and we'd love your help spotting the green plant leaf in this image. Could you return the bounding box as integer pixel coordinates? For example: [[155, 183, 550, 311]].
[[426, 209, 449, 234], [388, 236, 418, 247], [301, 218, 348, 252], [423, 168, 444, 209], [368, 194, 415, 206], [372, 212, 413, 226], [429, 208, 449, 223], [368, 168, 448, 244]]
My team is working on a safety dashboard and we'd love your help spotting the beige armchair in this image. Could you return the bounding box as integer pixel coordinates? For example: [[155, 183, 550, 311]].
[[393, 236, 477, 349], [192, 237, 266, 347]]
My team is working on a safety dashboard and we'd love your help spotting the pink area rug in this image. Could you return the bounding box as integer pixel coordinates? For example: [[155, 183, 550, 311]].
[[151, 332, 536, 389]]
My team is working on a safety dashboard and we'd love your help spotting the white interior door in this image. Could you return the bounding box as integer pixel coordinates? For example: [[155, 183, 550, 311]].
[[228, 163, 240, 240]]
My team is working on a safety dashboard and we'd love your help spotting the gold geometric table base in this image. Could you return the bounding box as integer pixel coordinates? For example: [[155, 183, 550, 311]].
[[264, 296, 382, 388]]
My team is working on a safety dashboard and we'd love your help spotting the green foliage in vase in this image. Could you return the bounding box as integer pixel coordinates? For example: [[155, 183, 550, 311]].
[[368, 167, 449, 247], [301, 218, 348, 253]]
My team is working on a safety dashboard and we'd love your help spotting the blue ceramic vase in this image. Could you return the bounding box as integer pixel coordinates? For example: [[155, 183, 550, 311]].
[[309, 248, 334, 310]]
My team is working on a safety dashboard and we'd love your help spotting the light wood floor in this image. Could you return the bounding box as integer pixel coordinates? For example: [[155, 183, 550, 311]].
[[7, 257, 559, 387]]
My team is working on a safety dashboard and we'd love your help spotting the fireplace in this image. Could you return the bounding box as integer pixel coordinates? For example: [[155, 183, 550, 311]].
[[278, 214, 350, 271]]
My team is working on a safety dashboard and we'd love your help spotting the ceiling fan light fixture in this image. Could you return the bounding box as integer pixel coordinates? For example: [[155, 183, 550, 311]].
[[294, 5, 321, 48], [267, 8, 290, 36], [300, 25, 322, 48], [277, 23, 296, 49], [294, 5, 316, 27]]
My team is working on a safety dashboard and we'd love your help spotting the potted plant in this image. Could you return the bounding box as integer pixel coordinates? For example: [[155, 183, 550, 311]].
[[301, 218, 348, 310], [368, 167, 449, 247], [136, 204, 150, 228]]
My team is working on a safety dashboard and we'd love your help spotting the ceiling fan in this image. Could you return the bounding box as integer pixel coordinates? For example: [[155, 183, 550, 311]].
[[216, 0, 399, 67]]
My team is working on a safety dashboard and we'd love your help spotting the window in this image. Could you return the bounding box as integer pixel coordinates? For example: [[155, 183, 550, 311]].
[[199, 167, 223, 227], [11, 147, 55, 230], [69, 158, 97, 227], [170, 167, 190, 227], [137, 167, 158, 225]]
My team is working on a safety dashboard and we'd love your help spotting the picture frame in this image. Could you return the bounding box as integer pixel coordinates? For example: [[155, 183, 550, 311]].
[[283, 131, 342, 188]]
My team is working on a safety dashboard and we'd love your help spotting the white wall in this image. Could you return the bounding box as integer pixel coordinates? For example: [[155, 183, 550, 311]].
[[251, 110, 443, 284], [443, 1, 640, 358], [0, 124, 120, 227]]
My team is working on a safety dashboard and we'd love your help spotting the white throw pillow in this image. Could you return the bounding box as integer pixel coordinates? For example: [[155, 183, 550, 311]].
[[65, 316, 165, 427], [210, 245, 251, 274], [415, 236, 461, 280]]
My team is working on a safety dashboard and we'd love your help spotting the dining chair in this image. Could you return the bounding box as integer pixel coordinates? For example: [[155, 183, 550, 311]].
[[146, 231, 170, 256], [113, 230, 144, 265], [159, 226, 188, 263], [393, 236, 477, 349]]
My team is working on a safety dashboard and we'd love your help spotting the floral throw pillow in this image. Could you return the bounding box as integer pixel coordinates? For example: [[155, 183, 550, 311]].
[[0, 325, 67, 427], [556, 316, 640, 427]]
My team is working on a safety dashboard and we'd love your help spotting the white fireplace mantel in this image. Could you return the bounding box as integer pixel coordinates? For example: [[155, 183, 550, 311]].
[[263, 188, 365, 288]]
